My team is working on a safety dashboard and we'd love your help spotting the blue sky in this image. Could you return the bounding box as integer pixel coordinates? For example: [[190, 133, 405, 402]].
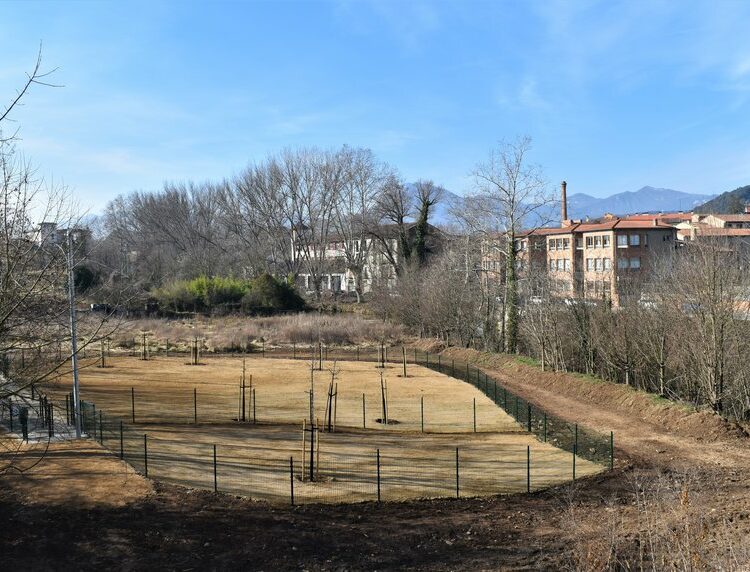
[[2, 0, 750, 212]]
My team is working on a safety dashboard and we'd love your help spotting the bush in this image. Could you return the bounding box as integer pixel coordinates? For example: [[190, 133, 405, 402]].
[[241, 273, 305, 314], [154, 274, 303, 315], [74, 265, 100, 294]]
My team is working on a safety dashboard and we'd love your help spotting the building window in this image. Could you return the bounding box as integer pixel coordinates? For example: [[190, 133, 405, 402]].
[[595, 258, 603, 271], [586, 236, 593, 248], [617, 257, 628, 269], [643, 234, 648, 247], [629, 234, 640, 246], [557, 259, 564, 271], [564, 259, 571, 271], [630, 257, 641, 269], [575, 237, 583, 249], [548, 239, 556, 251], [594, 236, 602, 248], [562, 238, 570, 249], [586, 258, 594, 271], [556, 238, 563, 250], [617, 235, 628, 248], [549, 260, 555, 271], [603, 258, 611, 270], [603, 235, 611, 247]]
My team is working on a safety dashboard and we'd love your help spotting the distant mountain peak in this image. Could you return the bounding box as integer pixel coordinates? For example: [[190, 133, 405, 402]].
[[533, 186, 715, 226]]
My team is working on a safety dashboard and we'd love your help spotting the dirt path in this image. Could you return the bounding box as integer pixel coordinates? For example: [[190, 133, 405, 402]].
[[446, 348, 749, 458]]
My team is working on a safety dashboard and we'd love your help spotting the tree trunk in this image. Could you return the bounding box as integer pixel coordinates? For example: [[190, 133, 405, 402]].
[[503, 236, 518, 353]]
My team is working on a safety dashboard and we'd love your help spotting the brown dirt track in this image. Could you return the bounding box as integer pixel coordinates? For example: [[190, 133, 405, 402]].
[[2, 349, 749, 570]]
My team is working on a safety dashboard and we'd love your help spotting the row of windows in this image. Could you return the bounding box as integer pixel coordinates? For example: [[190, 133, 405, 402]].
[[585, 258, 612, 272], [549, 258, 571, 271], [548, 238, 571, 251], [585, 235, 611, 248], [617, 256, 641, 269], [616, 234, 646, 247]]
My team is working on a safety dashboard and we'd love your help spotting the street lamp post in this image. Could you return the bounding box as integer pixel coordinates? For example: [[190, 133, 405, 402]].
[[66, 230, 82, 438]]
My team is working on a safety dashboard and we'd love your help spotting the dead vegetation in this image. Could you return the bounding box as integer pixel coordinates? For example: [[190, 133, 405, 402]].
[[102, 313, 405, 352], [566, 469, 750, 571]]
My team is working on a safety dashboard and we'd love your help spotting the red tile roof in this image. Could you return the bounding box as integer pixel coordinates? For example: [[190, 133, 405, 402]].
[[622, 212, 693, 222], [695, 226, 750, 237], [709, 214, 750, 222]]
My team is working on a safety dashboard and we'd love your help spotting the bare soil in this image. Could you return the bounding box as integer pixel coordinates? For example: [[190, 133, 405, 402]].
[[2, 348, 748, 570], [41, 356, 599, 503]]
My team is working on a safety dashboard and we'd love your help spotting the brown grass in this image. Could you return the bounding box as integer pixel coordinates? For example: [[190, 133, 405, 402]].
[[104, 314, 405, 352], [42, 355, 602, 504]]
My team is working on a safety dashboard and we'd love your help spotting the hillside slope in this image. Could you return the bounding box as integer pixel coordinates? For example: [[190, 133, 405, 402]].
[[696, 184, 750, 213]]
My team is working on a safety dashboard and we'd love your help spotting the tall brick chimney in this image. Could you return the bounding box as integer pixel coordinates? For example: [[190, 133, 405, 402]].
[[561, 180, 568, 226]]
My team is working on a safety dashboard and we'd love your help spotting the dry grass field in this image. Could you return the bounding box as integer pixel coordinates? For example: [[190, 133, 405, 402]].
[[42, 355, 602, 503]]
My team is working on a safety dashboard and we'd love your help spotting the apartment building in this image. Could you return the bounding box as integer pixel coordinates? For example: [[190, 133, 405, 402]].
[[294, 223, 443, 296], [480, 182, 678, 306]]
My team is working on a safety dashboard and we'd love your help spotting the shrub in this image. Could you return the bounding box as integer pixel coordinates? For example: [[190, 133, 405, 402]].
[[154, 274, 303, 315], [241, 273, 305, 314]]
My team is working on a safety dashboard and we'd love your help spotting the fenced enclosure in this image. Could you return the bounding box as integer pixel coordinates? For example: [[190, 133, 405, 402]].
[[20, 344, 613, 505]]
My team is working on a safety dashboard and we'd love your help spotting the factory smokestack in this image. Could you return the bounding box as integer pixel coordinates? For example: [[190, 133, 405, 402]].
[[561, 180, 568, 226]]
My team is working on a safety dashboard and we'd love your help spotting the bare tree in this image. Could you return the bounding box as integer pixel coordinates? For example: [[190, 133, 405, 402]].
[[469, 136, 553, 353], [331, 147, 391, 302]]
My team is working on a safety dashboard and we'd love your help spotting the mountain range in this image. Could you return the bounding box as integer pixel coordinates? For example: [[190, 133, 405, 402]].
[[563, 186, 714, 221], [428, 185, 715, 226]]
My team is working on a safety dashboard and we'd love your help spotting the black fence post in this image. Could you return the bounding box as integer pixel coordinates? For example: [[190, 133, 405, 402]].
[[194, 388, 197, 424], [376, 448, 381, 502], [473, 398, 476, 433], [213, 444, 218, 492], [99, 411, 103, 444], [143, 434, 148, 477], [65, 394, 70, 425], [131, 387, 135, 423], [252, 387, 256, 424], [455, 447, 460, 498], [119, 420, 124, 459], [420, 396, 424, 433], [610, 431, 614, 470], [573, 443, 577, 481], [356, 346, 359, 361], [48, 404, 54, 437], [526, 445, 530, 493], [362, 393, 366, 429], [290, 456, 295, 506], [574, 423, 578, 460]]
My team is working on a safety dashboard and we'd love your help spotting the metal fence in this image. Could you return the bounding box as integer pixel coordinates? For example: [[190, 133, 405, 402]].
[[6, 345, 614, 505], [74, 398, 604, 505]]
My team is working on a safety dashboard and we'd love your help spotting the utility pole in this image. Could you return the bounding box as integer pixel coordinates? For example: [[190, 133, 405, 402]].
[[67, 230, 82, 438]]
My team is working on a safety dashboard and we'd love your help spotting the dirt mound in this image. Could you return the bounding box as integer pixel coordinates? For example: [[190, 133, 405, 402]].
[[441, 347, 748, 444], [407, 338, 448, 353]]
